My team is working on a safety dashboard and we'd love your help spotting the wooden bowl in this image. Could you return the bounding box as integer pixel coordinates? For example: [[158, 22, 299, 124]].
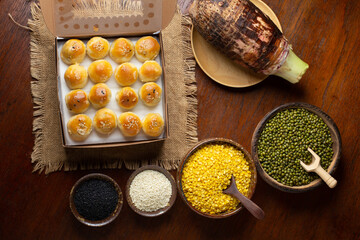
[[69, 173, 123, 227], [177, 138, 257, 219], [125, 165, 177, 217], [251, 102, 342, 193]]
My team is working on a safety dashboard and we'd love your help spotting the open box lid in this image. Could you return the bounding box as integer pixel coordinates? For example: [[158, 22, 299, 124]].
[[39, 0, 176, 37]]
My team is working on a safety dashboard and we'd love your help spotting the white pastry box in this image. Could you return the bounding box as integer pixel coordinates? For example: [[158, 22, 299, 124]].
[[39, 0, 176, 148]]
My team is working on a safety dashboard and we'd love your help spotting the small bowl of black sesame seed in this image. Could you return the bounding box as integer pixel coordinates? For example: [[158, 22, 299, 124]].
[[251, 102, 341, 193], [69, 173, 123, 227]]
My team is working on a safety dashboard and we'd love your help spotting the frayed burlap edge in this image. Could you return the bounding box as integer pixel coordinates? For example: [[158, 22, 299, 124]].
[[29, 3, 53, 173], [182, 15, 198, 146], [29, 3, 197, 173]]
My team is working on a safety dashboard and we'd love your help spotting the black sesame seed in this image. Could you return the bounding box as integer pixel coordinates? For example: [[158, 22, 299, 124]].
[[73, 178, 119, 221]]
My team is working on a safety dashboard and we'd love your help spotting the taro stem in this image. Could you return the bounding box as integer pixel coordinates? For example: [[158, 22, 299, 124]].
[[274, 50, 309, 84]]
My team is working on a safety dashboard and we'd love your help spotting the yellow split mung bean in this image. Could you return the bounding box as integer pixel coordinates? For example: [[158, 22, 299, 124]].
[[181, 143, 252, 215]]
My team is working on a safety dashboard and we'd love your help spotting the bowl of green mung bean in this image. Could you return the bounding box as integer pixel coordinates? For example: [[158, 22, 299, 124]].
[[251, 102, 341, 193], [177, 138, 257, 218]]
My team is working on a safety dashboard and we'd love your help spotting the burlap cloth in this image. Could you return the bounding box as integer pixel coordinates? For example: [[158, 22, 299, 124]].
[[28, 3, 197, 174]]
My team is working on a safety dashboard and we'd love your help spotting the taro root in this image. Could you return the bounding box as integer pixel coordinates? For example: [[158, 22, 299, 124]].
[[181, 0, 309, 83]]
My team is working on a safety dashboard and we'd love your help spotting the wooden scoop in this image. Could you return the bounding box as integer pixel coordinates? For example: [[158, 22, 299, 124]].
[[300, 148, 337, 188], [223, 175, 265, 220]]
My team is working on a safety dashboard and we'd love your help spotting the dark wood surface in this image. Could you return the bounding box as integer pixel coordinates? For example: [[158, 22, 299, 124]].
[[1, 0, 360, 239]]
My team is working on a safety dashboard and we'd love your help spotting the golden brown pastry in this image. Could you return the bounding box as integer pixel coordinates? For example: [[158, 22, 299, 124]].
[[118, 112, 142, 137], [135, 36, 160, 62], [93, 108, 117, 135], [88, 60, 113, 83], [67, 114, 92, 141], [86, 37, 110, 60], [116, 87, 138, 110], [64, 64, 88, 89], [139, 82, 162, 107], [114, 63, 138, 86], [139, 60, 162, 82], [89, 83, 112, 109], [65, 89, 90, 114], [61, 39, 86, 65], [142, 113, 164, 137], [109, 38, 135, 64]]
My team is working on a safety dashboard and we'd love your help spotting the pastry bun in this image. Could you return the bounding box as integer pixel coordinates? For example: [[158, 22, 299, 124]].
[[118, 112, 142, 137], [142, 113, 164, 137], [64, 64, 88, 89], [135, 36, 160, 62], [67, 114, 92, 141], [116, 87, 138, 110], [61, 39, 86, 65], [114, 63, 138, 86], [65, 89, 90, 114], [93, 108, 117, 135], [88, 60, 113, 83], [86, 37, 110, 60], [89, 83, 112, 109], [109, 38, 135, 64], [139, 60, 162, 82], [139, 82, 162, 107]]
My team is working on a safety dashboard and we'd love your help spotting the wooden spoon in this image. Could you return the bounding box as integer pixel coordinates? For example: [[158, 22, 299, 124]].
[[223, 175, 265, 220], [300, 148, 337, 188]]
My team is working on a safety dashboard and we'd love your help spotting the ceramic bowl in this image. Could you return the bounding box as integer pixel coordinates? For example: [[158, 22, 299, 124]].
[[69, 173, 123, 227], [177, 138, 257, 219], [251, 102, 341, 193], [125, 165, 177, 217]]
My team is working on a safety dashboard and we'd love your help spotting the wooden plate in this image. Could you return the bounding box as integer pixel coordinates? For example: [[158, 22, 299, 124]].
[[251, 102, 342, 193], [191, 0, 282, 88]]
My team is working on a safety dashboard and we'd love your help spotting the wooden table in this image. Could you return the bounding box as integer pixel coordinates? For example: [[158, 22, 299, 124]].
[[1, 0, 359, 239]]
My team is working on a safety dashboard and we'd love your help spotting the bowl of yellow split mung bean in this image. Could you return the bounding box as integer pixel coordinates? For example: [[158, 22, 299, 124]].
[[177, 138, 257, 219]]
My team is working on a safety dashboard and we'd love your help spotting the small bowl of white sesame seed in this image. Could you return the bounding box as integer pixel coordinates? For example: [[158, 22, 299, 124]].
[[125, 165, 177, 217]]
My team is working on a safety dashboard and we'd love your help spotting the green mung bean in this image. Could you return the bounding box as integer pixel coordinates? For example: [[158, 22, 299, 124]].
[[257, 108, 333, 186]]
